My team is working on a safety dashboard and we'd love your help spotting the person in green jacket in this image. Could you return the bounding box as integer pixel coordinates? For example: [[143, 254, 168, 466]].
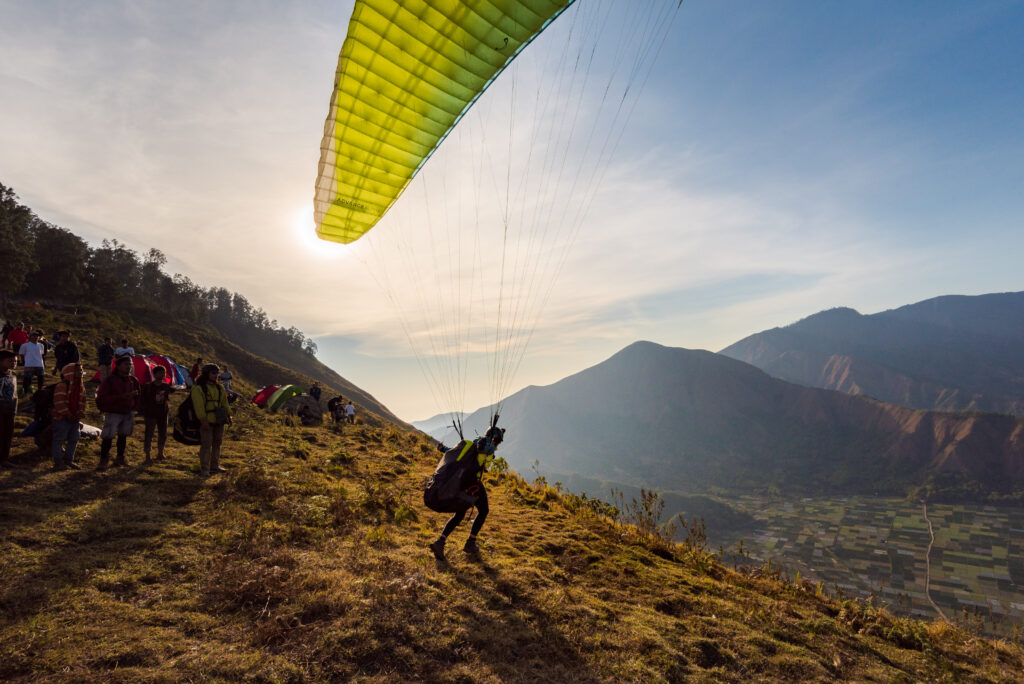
[[191, 364, 231, 477]]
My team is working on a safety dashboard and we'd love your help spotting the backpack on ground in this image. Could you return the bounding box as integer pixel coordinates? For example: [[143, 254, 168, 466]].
[[423, 441, 480, 513], [172, 395, 201, 446], [31, 385, 56, 424]]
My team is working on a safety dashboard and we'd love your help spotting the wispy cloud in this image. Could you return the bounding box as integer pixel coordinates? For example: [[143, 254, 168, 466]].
[[2, 1, 1022, 419]]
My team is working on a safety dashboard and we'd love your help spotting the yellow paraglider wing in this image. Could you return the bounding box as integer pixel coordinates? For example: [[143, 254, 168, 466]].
[[314, 0, 575, 244]]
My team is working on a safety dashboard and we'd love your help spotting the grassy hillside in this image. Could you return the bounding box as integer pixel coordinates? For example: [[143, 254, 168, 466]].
[[1, 318, 1023, 681]]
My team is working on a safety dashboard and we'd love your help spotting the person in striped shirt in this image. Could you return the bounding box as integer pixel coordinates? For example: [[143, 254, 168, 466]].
[[51, 362, 87, 470]]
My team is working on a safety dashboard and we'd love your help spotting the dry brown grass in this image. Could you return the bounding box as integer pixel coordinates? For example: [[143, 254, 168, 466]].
[[1, 314, 1023, 681]]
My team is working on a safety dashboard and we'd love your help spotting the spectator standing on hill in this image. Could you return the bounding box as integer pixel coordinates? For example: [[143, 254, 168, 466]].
[[7, 322, 29, 351], [309, 381, 322, 403], [327, 395, 342, 423], [140, 366, 174, 462], [51, 362, 86, 471], [191, 364, 230, 477], [53, 330, 80, 375], [190, 358, 203, 382], [0, 350, 17, 468], [96, 337, 115, 382], [37, 330, 54, 355], [1, 321, 12, 349], [18, 330, 47, 395], [346, 400, 355, 424], [95, 356, 140, 470], [218, 365, 233, 394], [114, 338, 135, 358]]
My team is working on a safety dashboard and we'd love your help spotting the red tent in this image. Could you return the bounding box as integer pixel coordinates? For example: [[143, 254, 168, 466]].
[[146, 354, 184, 386], [251, 385, 280, 408], [91, 355, 156, 385]]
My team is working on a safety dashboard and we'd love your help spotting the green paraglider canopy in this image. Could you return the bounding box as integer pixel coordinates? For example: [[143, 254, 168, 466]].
[[314, 0, 576, 243], [267, 384, 303, 412]]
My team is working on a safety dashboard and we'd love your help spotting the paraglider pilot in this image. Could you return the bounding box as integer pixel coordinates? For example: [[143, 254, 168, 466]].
[[429, 424, 505, 560]]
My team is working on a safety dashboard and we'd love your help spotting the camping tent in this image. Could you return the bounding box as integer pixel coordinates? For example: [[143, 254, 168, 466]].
[[175, 364, 194, 387], [91, 355, 156, 384], [147, 354, 187, 387], [280, 395, 323, 425], [251, 385, 280, 408], [267, 384, 303, 412]]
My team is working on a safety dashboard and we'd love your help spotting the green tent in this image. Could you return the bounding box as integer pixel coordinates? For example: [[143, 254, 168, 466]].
[[267, 384, 303, 412]]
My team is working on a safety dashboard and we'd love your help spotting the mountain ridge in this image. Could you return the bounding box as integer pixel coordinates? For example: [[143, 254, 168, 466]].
[[435, 340, 1024, 502], [720, 291, 1024, 416]]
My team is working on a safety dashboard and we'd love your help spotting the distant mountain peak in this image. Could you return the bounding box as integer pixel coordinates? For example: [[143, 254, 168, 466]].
[[720, 291, 1024, 417], [794, 306, 863, 327]]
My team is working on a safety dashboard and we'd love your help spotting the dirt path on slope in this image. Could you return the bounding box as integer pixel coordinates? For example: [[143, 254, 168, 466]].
[[922, 502, 950, 622]]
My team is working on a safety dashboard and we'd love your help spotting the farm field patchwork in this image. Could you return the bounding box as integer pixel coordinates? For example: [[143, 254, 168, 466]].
[[722, 496, 1024, 635]]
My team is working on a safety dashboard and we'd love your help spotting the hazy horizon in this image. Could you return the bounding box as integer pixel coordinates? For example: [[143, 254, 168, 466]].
[[3, 1, 1023, 419]]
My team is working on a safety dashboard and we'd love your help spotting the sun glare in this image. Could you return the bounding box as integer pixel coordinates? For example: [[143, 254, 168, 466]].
[[292, 204, 353, 261]]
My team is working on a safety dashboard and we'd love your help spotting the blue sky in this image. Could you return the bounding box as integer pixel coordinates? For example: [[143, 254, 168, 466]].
[[2, 1, 1022, 420]]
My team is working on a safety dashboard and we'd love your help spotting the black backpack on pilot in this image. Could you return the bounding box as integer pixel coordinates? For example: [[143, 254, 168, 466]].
[[423, 441, 480, 513]]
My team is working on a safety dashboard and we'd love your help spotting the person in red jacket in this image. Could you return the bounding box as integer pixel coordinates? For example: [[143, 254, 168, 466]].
[[95, 356, 140, 470], [51, 362, 87, 470], [6, 322, 29, 350]]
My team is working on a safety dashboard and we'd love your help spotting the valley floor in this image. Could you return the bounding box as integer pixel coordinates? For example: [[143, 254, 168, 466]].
[[724, 495, 1024, 636]]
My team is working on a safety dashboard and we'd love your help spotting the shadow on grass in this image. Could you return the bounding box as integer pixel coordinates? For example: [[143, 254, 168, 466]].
[[0, 464, 204, 631], [0, 442, 180, 531], [448, 561, 601, 682]]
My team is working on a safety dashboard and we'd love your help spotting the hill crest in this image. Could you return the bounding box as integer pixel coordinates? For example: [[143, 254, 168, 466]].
[[439, 339, 1024, 502]]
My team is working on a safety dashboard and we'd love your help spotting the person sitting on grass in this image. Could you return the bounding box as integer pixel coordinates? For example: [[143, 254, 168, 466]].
[[191, 364, 231, 477], [0, 349, 18, 468], [51, 362, 87, 471], [429, 425, 505, 560], [95, 356, 140, 470], [140, 365, 174, 462]]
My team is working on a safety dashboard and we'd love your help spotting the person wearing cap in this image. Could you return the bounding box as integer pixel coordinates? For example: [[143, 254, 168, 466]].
[[53, 330, 80, 376], [17, 330, 47, 395], [428, 425, 506, 560], [95, 355, 141, 470], [190, 364, 231, 477], [51, 362, 87, 470]]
